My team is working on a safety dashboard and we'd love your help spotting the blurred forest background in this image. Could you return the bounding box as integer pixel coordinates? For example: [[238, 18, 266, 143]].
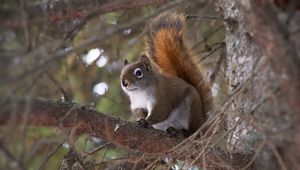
[[0, 0, 300, 170]]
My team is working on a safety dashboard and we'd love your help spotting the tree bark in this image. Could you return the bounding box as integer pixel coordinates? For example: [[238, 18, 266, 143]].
[[216, 0, 300, 169], [237, 1, 300, 169], [0, 96, 179, 153]]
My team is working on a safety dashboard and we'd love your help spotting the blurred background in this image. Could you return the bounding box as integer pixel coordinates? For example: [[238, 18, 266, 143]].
[[0, 0, 225, 169]]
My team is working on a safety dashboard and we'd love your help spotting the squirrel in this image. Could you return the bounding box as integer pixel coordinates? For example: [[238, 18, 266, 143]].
[[120, 13, 212, 136]]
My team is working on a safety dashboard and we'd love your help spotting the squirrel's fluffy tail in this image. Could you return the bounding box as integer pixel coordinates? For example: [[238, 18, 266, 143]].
[[144, 13, 212, 114]]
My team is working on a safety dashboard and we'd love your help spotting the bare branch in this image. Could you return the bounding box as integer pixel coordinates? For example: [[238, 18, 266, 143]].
[[0, 140, 26, 170], [1, 0, 184, 86], [3, 0, 166, 28]]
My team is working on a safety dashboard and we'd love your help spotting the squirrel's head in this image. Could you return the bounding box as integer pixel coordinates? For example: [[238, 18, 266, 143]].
[[120, 54, 154, 93]]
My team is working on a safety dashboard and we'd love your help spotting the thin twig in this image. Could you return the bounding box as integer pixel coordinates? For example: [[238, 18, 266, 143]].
[[191, 25, 224, 50], [187, 14, 225, 21], [19, 0, 32, 51], [88, 142, 112, 155], [241, 140, 265, 170], [37, 139, 65, 170], [267, 141, 288, 170], [46, 71, 70, 101], [0, 140, 26, 170]]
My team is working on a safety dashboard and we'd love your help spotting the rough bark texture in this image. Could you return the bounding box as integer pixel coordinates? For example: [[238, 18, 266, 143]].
[[236, 2, 300, 169], [0, 96, 180, 154], [216, 0, 300, 169]]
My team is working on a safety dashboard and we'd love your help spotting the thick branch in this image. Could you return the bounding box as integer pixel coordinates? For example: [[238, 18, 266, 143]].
[[0, 96, 179, 153]]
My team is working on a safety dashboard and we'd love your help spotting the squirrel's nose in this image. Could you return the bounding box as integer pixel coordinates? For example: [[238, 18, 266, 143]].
[[122, 79, 129, 87]]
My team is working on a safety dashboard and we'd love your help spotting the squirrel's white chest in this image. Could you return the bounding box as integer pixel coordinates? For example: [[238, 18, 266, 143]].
[[128, 91, 155, 112]]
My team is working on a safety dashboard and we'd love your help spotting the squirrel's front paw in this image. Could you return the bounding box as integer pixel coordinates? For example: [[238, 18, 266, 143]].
[[133, 108, 148, 119], [137, 119, 148, 128]]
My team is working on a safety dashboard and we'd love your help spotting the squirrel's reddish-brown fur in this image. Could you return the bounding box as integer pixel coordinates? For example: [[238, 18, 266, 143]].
[[144, 13, 212, 115]]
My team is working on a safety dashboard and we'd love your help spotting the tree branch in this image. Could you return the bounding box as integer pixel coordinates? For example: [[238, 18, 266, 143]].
[[3, 0, 166, 27], [0, 96, 180, 154], [1, 0, 183, 86]]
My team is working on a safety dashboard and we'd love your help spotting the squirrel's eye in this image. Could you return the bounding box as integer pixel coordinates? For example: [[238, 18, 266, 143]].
[[134, 68, 143, 78]]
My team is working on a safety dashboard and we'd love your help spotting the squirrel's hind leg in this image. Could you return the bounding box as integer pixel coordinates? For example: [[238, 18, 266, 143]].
[[166, 127, 189, 137]]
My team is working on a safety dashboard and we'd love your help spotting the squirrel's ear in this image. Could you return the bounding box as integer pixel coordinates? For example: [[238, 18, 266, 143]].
[[123, 59, 129, 66], [140, 54, 151, 71], [140, 54, 149, 62]]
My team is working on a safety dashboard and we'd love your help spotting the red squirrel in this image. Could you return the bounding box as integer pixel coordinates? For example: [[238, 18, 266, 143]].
[[120, 13, 212, 136]]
